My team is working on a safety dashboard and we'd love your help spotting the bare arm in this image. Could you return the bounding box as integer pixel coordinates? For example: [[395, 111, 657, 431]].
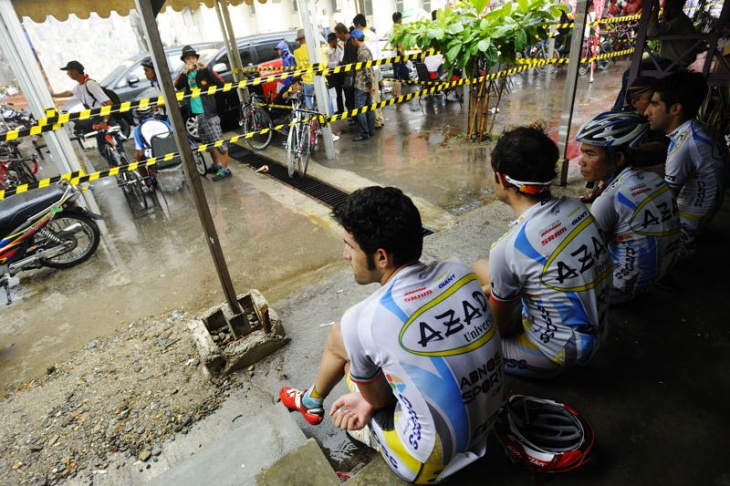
[[51, 90, 73, 99]]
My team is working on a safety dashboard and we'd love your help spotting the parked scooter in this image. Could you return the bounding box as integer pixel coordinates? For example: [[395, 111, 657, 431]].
[[0, 181, 101, 304]]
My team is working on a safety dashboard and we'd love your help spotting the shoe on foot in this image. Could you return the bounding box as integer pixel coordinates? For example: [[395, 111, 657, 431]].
[[346, 426, 374, 448], [212, 168, 231, 181], [332, 135, 340, 142], [279, 387, 324, 425], [352, 135, 369, 142], [206, 164, 221, 175]]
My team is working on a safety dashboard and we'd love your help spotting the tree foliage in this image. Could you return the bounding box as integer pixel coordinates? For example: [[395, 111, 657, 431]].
[[391, 0, 566, 76]]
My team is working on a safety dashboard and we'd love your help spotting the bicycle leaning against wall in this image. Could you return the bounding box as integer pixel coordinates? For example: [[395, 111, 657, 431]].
[[285, 92, 322, 180]]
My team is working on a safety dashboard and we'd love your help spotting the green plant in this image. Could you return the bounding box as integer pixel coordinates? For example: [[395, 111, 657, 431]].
[[390, 0, 564, 141], [391, 0, 564, 76]]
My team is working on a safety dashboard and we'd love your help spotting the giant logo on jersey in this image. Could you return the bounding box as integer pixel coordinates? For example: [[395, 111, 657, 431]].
[[542, 211, 612, 292], [629, 184, 681, 236], [399, 274, 496, 356]]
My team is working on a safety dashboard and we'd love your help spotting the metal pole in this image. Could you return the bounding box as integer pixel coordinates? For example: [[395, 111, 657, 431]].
[[134, 0, 243, 320], [557, 0, 588, 186], [299, 0, 335, 160], [213, 0, 246, 104]]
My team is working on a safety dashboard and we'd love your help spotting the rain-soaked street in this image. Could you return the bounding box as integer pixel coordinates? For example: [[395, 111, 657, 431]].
[[1, 64, 624, 394]]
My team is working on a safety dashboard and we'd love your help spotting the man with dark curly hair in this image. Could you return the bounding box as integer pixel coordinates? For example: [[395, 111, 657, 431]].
[[280, 186, 504, 483]]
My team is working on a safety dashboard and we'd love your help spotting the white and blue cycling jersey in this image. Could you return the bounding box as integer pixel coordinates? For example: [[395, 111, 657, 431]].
[[591, 167, 681, 301], [489, 197, 612, 366], [340, 258, 503, 479], [133, 117, 172, 159], [664, 119, 726, 235]]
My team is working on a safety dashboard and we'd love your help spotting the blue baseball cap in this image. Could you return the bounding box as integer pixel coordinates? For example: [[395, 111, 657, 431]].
[[350, 28, 365, 41]]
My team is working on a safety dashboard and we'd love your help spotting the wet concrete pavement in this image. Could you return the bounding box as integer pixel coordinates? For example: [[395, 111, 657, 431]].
[[3, 59, 729, 483]]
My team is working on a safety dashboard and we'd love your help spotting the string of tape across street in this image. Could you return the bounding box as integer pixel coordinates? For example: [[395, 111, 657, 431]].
[[0, 16, 640, 200]]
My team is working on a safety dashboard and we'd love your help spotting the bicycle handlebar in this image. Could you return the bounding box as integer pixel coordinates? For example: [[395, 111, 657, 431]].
[[83, 124, 121, 138]]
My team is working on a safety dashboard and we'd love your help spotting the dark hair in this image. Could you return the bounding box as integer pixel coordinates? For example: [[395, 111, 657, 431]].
[[353, 13, 367, 27], [625, 76, 656, 106], [392, 11, 402, 23], [327, 32, 337, 42], [291, 75, 303, 84], [332, 186, 423, 268], [491, 123, 558, 199], [654, 71, 708, 120], [334, 22, 348, 34]]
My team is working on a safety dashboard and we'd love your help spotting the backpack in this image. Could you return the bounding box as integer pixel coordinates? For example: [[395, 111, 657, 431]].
[[84, 79, 133, 125], [83, 79, 121, 108]]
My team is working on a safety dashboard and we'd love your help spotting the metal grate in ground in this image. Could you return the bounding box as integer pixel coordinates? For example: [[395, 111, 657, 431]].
[[228, 144, 433, 236]]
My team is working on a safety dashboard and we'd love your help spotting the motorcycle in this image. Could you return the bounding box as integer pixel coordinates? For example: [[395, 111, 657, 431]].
[[0, 181, 102, 304]]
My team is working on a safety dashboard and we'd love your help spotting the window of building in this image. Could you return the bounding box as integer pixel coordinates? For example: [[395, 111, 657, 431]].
[[423, 1, 432, 13], [364, 0, 373, 16], [292, 1, 298, 12]]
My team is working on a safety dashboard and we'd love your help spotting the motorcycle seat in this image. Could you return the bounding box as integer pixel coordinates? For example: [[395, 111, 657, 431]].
[[0, 185, 65, 238]]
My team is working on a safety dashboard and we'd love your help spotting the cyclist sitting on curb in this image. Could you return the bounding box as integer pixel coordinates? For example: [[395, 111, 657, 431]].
[[280, 186, 504, 484], [473, 123, 611, 379], [576, 111, 681, 303]]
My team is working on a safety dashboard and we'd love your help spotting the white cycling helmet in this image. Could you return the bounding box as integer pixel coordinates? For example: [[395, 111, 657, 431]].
[[495, 395, 596, 474], [576, 111, 649, 150]]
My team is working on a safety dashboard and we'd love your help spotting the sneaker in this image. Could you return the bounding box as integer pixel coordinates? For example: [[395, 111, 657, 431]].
[[206, 164, 221, 175], [212, 168, 231, 181], [332, 135, 340, 142], [346, 426, 374, 448], [279, 387, 324, 425]]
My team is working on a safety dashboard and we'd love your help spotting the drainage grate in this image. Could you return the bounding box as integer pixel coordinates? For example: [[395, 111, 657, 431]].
[[228, 144, 433, 236]]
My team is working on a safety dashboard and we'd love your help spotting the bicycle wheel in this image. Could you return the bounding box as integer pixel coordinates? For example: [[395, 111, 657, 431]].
[[39, 212, 100, 269], [597, 43, 611, 71], [297, 124, 311, 179], [119, 154, 148, 211], [286, 125, 300, 179], [191, 143, 208, 176], [535, 46, 559, 76], [243, 106, 273, 151]]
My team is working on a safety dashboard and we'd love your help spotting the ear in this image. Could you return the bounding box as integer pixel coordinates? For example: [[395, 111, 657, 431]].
[[494, 171, 509, 189], [374, 248, 393, 269], [668, 102, 683, 117], [615, 150, 627, 169]]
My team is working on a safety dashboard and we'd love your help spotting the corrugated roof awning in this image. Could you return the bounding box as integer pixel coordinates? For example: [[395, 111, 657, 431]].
[[11, 0, 265, 23]]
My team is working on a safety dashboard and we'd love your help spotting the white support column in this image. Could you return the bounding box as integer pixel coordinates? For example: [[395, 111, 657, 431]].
[[299, 0, 335, 160], [0, 0, 104, 218]]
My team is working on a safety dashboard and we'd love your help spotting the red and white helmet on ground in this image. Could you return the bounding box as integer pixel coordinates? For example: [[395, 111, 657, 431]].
[[494, 395, 596, 474]]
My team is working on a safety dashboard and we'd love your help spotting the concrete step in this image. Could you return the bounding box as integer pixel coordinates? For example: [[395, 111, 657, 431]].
[[148, 404, 338, 486]]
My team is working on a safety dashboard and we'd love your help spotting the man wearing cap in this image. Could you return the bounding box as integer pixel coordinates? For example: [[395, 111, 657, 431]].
[[350, 28, 375, 141], [52, 60, 118, 165], [174, 45, 231, 181], [293, 28, 316, 110], [353, 14, 384, 129], [138, 57, 166, 119]]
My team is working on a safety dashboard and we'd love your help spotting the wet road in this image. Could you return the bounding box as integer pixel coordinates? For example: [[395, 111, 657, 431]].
[[0, 62, 627, 394]]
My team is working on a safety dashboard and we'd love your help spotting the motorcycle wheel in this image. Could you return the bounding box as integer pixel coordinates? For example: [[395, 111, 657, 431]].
[[39, 212, 100, 269]]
